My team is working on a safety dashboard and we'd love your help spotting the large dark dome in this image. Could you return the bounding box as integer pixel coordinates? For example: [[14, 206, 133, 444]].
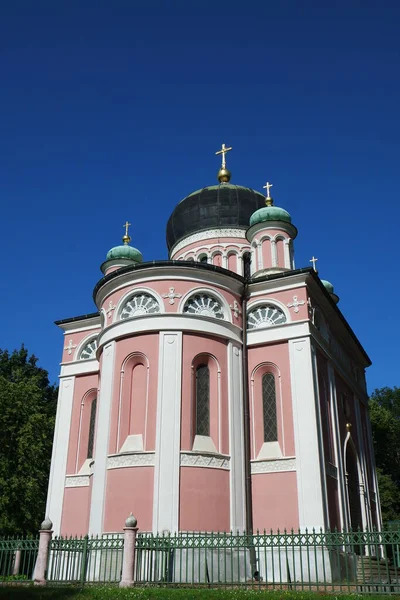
[[166, 183, 266, 251]]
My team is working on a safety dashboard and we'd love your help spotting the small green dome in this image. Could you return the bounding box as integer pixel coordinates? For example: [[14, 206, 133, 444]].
[[249, 205, 292, 227], [321, 279, 334, 294], [106, 244, 143, 262]]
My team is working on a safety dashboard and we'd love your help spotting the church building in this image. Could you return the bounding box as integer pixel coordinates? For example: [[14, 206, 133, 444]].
[[46, 145, 382, 537]]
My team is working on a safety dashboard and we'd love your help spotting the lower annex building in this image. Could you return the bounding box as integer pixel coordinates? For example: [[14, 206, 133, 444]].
[[46, 146, 382, 537]]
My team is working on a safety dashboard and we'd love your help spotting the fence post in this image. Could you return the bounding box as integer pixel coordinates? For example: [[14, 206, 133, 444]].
[[13, 549, 22, 576], [120, 513, 138, 587], [34, 517, 53, 586]]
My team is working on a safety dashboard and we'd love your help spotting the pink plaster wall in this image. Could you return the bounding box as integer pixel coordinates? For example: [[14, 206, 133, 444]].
[[276, 239, 285, 268], [261, 239, 272, 268], [61, 328, 100, 363], [66, 374, 99, 474], [181, 334, 229, 454], [104, 467, 154, 532], [179, 468, 230, 531], [213, 253, 223, 267], [109, 334, 159, 454], [252, 472, 299, 531], [61, 483, 92, 536], [248, 342, 295, 459], [248, 287, 308, 322]]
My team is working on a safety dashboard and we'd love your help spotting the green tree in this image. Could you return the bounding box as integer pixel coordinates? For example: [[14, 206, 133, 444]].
[[0, 347, 57, 535], [369, 387, 400, 523]]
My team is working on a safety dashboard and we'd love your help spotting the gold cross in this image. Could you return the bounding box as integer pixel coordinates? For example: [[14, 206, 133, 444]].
[[263, 181, 273, 199], [122, 221, 131, 244], [215, 143, 232, 169], [310, 256, 318, 271]]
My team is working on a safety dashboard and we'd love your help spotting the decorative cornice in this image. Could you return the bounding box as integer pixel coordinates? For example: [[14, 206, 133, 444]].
[[171, 229, 247, 256], [107, 452, 155, 469], [65, 475, 90, 488], [180, 452, 230, 470], [250, 457, 296, 474], [326, 462, 338, 479]]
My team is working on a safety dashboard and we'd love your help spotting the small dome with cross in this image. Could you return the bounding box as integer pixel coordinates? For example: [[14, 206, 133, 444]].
[[102, 221, 143, 274]]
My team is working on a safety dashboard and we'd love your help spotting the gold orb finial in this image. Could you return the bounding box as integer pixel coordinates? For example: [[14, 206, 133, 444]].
[[215, 143, 232, 183], [122, 221, 131, 245], [346, 422, 352, 432]]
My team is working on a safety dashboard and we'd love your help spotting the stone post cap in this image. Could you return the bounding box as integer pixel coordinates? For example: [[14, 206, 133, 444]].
[[40, 517, 53, 531], [125, 513, 137, 528]]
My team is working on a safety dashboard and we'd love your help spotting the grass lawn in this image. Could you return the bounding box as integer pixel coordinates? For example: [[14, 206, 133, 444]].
[[1, 587, 399, 600]]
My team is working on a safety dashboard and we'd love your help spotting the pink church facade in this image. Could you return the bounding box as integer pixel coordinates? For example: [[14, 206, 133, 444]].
[[46, 171, 381, 538]]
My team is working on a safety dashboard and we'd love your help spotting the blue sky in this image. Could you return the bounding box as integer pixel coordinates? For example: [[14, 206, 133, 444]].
[[1, 1, 398, 391]]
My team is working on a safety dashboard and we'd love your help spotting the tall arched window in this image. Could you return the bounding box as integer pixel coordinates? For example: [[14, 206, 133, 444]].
[[196, 364, 210, 436], [262, 374, 278, 442], [87, 398, 97, 459]]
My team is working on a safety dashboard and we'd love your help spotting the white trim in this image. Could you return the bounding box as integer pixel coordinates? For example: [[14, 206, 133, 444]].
[[107, 452, 155, 469], [152, 332, 182, 533], [249, 281, 307, 297], [171, 228, 247, 256], [251, 457, 296, 474], [45, 377, 75, 535], [59, 360, 99, 377], [97, 314, 242, 350], [177, 286, 233, 324], [88, 341, 116, 534], [65, 474, 90, 488], [247, 320, 310, 347], [227, 342, 246, 532], [180, 452, 230, 470], [57, 319, 101, 333], [327, 362, 346, 531], [289, 337, 326, 529]]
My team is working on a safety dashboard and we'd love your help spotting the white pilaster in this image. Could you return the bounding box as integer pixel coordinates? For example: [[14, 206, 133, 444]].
[[153, 332, 182, 533], [46, 377, 75, 535], [88, 341, 116, 535], [257, 242, 263, 271], [327, 362, 346, 530], [289, 337, 326, 529], [354, 395, 371, 530], [284, 240, 291, 269], [227, 342, 246, 532], [271, 240, 277, 267]]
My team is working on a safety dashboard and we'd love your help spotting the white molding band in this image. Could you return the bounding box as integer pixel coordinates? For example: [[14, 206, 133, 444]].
[[107, 452, 155, 469], [45, 377, 75, 535], [227, 342, 246, 532], [65, 475, 90, 488], [152, 332, 183, 533], [60, 359, 100, 378], [247, 321, 309, 347], [88, 341, 116, 535], [251, 457, 296, 474], [171, 228, 247, 256], [289, 337, 326, 530], [180, 452, 230, 470]]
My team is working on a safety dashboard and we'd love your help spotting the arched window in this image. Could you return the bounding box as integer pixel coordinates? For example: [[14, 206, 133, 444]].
[[262, 373, 278, 442], [87, 398, 97, 459], [196, 364, 210, 436], [79, 338, 98, 360], [198, 254, 208, 264], [120, 293, 160, 319], [183, 293, 225, 320], [247, 304, 287, 330]]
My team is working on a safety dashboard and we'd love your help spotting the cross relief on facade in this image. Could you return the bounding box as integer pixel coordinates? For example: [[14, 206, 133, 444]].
[[106, 300, 116, 319], [287, 295, 305, 313], [64, 339, 77, 355], [230, 300, 242, 319], [162, 287, 182, 305]]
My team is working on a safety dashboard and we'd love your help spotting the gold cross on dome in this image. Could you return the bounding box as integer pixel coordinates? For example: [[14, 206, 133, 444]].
[[310, 256, 318, 271], [215, 143, 232, 169], [263, 181, 273, 200], [123, 221, 131, 237]]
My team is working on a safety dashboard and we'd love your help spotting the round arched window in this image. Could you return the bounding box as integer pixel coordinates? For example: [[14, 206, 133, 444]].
[[120, 293, 160, 319], [183, 293, 224, 320], [79, 339, 98, 360], [247, 304, 287, 330]]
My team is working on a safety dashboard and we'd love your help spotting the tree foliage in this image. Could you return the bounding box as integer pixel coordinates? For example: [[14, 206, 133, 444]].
[[0, 347, 58, 535], [369, 387, 400, 523]]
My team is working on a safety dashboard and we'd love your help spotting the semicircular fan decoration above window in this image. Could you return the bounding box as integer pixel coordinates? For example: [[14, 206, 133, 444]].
[[120, 293, 160, 320], [79, 339, 98, 360], [247, 304, 287, 330], [183, 293, 225, 320]]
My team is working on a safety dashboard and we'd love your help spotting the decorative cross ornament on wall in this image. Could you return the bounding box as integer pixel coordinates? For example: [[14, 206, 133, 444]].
[[106, 300, 116, 319], [64, 340, 77, 355], [230, 300, 242, 319], [287, 296, 305, 313], [162, 287, 182, 305]]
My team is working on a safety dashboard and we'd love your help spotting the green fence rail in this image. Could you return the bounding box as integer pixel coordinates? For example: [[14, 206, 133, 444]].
[[1, 528, 400, 593]]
